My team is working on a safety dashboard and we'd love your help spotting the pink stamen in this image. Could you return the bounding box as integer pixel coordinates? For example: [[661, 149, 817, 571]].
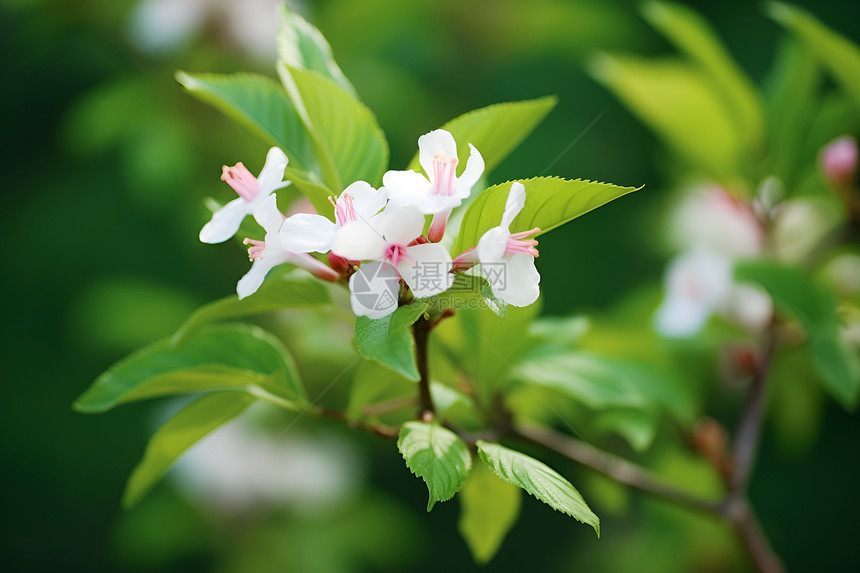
[[384, 243, 411, 268], [243, 238, 266, 260], [432, 155, 458, 196], [331, 193, 357, 225], [505, 227, 541, 257], [222, 162, 260, 202]]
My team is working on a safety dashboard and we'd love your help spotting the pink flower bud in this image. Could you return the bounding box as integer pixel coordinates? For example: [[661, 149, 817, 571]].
[[819, 136, 858, 189]]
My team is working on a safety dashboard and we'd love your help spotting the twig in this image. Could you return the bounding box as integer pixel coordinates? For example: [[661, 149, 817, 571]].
[[413, 315, 435, 420]]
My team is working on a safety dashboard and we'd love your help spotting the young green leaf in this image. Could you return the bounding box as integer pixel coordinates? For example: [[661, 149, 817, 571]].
[[280, 65, 389, 190], [171, 270, 331, 347], [175, 71, 317, 174], [589, 54, 745, 181], [406, 97, 557, 175], [458, 461, 522, 564], [397, 421, 471, 511], [277, 4, 357, 99], [122, 392, 255, 509], [768, 2, 860, 113], [75, 324, 306, 413], [476, 441, 599, 536], [736, 260, 860, 408], [354, 304, 429, 381], [642, 1, 763, 150], [453, 176, 638, 254]]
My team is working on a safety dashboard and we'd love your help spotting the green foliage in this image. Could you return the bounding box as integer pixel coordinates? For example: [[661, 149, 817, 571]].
[[123, 393, 255, 509], [457, 462, 522, 564], [475, 441, 599, 535], [75, 324, 306, 413], [171, 271, 331, 347], [590, 54, 746, 181], [277, 4, 357, 99], [641, 1, 763, 150], [768, 2, 860, 114], [453, 176, 638, 253], [280, 66, 389, 190], [346, 360, 413, 421], [354, 304, 429, 381], [397, 422, 471, 511], [407, 96, 557, 174], [736, 260, 860, 408], [175, 72, 316, 175]]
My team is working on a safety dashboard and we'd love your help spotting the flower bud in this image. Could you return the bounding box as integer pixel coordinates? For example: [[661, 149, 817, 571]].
[[819, 136, 858, 190]]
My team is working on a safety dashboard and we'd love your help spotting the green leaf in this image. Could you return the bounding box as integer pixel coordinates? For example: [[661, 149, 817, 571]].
[[593, 408, 660, 453], [407, 97, 557, 175], [354, 304, 428, 381], [283, 166, 338, 217], [514, 349, 694, 423], [122, 392, 254, 508], [277, 4, 357, 99], [346, 360, 414, 421], [175, 71, 316, 174], [171, 271, 331, 347], [736, 260, 860, 408], [397, 421, 471, 511], [768, 2, 860, 114], [589, 54, 745, 181], [457, 462, 521, 564], [75, 324, 306, 413], [476, 441, 599, 535], [453, 176, 638, 254], [641, 1, 763, 150], [281, 65, 389, 190]]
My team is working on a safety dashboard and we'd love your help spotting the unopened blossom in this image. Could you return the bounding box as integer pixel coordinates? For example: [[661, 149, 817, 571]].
[[454, 182, 541, 307], [279, 181, 387, 254], [819, 135, 858, 190], [383, 129, 484, 242], [237, 195, 338, 299], [200, 147, 290, 244], [330, 202, 453, 315]]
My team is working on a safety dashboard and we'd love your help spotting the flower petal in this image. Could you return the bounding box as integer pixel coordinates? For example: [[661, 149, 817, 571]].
[[199, 197, 251, 244], [400, 243, 454, 298], [256, 147, 290, 192], [454, 143, 485, 194], [654, 295, 712, 337], [486, 253, 540, 307], [330, 219, 388, 261], [236, 251, 289, 300], [382, 169, 432, 206], [252, 194, 284, 235], [279, 213, 337, 253], [418, 129, 457, 179], [348, 262, 400, 319], [375, 203, 426, 245], [346, 180, 388, 220], [500, 182, 526, 230], [476, 226, 509, 264]]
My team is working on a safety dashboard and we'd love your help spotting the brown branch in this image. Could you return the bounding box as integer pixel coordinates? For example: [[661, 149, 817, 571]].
[[413, 315, 435, 420]]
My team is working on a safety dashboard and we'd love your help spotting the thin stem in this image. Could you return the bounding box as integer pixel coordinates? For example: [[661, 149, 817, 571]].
[[512, 424, 723, 515], [413, 315, 435, 420]]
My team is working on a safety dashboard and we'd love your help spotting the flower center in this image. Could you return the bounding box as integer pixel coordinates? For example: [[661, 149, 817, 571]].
[[222, 162, 260, 202], [243, 238, 266, 260], [505, 227, 541, 257], [330, 193, 357, 225], [432, 154, 458, 196], [384, 243, 410, 268]]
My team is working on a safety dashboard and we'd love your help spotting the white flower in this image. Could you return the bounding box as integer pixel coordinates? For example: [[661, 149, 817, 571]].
[[200, 147, 290, 244], [279, 180, 387, 254], [382, 129, 484, 242], [237, 195, 338, 299], [655, 249, 772, 337], [671, 186, 764, 258], [454, 182, 541, 307], [330, 202, 453, 316]]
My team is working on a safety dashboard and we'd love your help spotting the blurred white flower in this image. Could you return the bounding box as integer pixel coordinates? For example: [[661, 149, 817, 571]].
[[671, 186, 764, 258], [173, 403, 361, 514], [129, 0, 285, 60]]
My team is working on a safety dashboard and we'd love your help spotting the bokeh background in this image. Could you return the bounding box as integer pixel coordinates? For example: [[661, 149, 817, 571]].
[[2, 0, 859, 571]]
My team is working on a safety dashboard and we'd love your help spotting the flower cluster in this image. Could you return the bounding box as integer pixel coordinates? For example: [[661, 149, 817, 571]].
[[199, 130, 542, 316]]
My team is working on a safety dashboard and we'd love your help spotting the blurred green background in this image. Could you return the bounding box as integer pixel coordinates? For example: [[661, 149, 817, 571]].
[[2, 0, 859, 571]]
